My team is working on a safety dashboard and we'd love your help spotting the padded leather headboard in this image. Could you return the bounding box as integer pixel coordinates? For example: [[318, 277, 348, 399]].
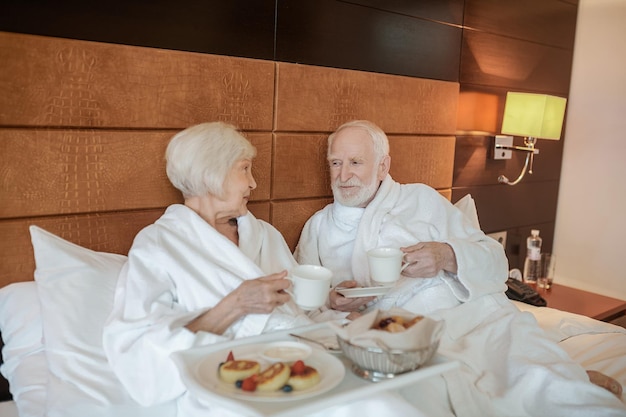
[[0, 31, 459, 287]]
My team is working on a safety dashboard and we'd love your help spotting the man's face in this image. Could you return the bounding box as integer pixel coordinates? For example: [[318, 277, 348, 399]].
[[327, 127, 389, 207]]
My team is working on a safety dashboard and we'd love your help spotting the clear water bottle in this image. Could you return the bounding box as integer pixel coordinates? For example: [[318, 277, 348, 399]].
[[523, 229, 542, 285]]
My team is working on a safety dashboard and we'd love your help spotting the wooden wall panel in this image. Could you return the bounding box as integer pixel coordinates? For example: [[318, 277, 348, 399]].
[[344, 0, 464, 24], [0, 0, 276, 60], [464, 0, 578, 48], [275, 62, 459, 134], [0, 210, 164, 286], [454, 135, 564, 187], [454, 1, 577, 269], [460, 30, 573, 94], [275, 0, 462, 81], [0, 32, 275, 130], [453, 181, 559, 234]]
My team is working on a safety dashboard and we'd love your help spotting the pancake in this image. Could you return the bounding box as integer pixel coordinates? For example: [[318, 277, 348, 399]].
[[218, 359, 261, 383], [287, 365, 320, 390], [256, 362, 291, 392]]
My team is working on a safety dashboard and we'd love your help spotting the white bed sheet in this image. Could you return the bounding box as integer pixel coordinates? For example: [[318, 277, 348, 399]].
[[2, 300, 625, 415], [513, 300, 626, 403]]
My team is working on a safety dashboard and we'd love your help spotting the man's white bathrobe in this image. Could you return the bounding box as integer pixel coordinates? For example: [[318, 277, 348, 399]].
[[296, 175, 626, 417], [103, 205, 313, 411]]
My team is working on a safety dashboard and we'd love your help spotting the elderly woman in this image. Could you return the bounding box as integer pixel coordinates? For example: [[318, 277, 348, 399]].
[[102, 122, 312, 413]]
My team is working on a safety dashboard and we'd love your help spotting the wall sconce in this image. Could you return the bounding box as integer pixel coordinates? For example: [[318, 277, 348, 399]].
[[494, 92, 567, 185]]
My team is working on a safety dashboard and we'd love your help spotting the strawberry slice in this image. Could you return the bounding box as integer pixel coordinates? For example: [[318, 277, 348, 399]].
[[241, 375, 257, 392], [226, 350, 235, 362], [291, 360, 306, 375]]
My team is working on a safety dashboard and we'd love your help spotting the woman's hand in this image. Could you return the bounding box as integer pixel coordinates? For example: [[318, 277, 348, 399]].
[[185, 271, 292, 334], [228, 271, 292, 315], [329, 280, 375, 312], [401, 242, 457, 278]]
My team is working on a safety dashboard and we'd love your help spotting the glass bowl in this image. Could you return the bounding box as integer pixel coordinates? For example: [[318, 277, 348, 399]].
[[337, 336, 440, 381]]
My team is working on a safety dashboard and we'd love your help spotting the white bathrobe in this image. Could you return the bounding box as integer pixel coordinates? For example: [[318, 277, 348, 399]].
[[103, 205, 313, 410], [295, 176, 626, 417]]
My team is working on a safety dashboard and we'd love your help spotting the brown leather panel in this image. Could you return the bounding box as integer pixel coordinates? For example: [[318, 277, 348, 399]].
[[0, 32, 275, 130], [273, 134, 454, 200], [0, 202, 271, 287], [271, 190, 451, 252], [248, 202, 270, 224], [271, 199, 333, 252], [247, 133, 272, 201], [0, 129, 270, 219], [0, 32, 459, 289], [0, 129, 179, 218], [0, 210, 164, 286], [275, 62, 459, 134], [439, 189, 452, 201], [389, 136, 455, 189], [273, 134, 332, 199]]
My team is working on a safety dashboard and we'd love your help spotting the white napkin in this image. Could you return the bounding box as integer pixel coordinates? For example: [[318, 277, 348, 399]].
[[329, 308, 444, 351]]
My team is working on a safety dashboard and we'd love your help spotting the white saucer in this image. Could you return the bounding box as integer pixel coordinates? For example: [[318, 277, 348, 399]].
[[336, 285, 393, 298]]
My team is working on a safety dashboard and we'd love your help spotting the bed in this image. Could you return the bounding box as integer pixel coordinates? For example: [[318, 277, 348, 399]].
[[1, 31, 626, 416], [1, 225, 625, 417]]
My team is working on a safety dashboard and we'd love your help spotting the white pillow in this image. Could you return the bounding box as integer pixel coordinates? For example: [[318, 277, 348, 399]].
[[454, 194, 481, 229], [0, 281, 47, 417], [29, 225, 143, 415]]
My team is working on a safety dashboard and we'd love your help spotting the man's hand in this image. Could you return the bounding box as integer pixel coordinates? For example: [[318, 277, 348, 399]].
[[329, 280, 375, 312], [401, 242, 458, 278]]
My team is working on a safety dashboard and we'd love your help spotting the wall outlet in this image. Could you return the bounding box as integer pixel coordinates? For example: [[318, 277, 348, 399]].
[[487, 231, 507, 247]]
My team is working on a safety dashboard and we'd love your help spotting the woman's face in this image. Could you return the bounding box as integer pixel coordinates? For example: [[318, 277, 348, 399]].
[[219, 158, 257, 217]]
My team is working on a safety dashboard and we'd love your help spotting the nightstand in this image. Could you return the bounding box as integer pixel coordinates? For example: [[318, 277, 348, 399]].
[[539, 283, 626, 322]]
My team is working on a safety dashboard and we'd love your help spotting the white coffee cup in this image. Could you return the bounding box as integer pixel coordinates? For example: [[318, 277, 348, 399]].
[[286, 265, 333, 310], [367, 247, 408, 285]]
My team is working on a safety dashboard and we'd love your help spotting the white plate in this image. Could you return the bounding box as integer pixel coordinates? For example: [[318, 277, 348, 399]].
[[193, 342, 345, 402], [336, 286, 393, 298]]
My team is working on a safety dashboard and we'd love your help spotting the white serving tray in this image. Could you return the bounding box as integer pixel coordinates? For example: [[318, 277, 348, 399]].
[[172, 323, 459, 417]]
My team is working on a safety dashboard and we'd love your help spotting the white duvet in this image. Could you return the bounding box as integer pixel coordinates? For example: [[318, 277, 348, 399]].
[[295, 177, 626, 416]]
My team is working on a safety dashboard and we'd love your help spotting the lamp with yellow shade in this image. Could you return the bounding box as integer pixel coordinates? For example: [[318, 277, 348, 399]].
[[494, 92, 567, 185]]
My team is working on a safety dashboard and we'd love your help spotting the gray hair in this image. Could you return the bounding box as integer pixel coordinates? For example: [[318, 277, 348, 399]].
[[165, 122, 256, 198], [327, 120, 390, 162]]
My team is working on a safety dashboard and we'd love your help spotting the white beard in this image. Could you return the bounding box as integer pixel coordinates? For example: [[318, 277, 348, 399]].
[[331, 172, 379, 207]]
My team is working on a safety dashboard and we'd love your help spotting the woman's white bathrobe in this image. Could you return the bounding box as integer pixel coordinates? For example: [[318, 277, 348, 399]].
[[295, 175, 626, 417], [102, 205, 313, 411]]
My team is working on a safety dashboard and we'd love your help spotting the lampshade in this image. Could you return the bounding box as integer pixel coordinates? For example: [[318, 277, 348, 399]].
[[501, 92, 567, 140]]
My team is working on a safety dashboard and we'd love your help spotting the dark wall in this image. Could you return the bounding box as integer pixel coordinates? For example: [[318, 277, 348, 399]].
[[0, 0, 578, 268], [454, 0, 577, 268]]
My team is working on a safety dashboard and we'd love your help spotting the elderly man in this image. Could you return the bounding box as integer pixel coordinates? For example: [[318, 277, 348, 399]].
[[295, 120, 625, 417]]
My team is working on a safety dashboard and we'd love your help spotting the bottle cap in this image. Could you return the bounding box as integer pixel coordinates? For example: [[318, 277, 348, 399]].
[[531, 229, 540, 236]]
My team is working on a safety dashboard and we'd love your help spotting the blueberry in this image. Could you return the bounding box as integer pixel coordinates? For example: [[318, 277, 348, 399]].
[[235, 380, 243, 388], [282, 384, 293, 392]]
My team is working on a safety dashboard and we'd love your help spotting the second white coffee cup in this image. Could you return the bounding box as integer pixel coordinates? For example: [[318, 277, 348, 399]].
[[286, 264, 333, 310], [367, 247, 408, 285]]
